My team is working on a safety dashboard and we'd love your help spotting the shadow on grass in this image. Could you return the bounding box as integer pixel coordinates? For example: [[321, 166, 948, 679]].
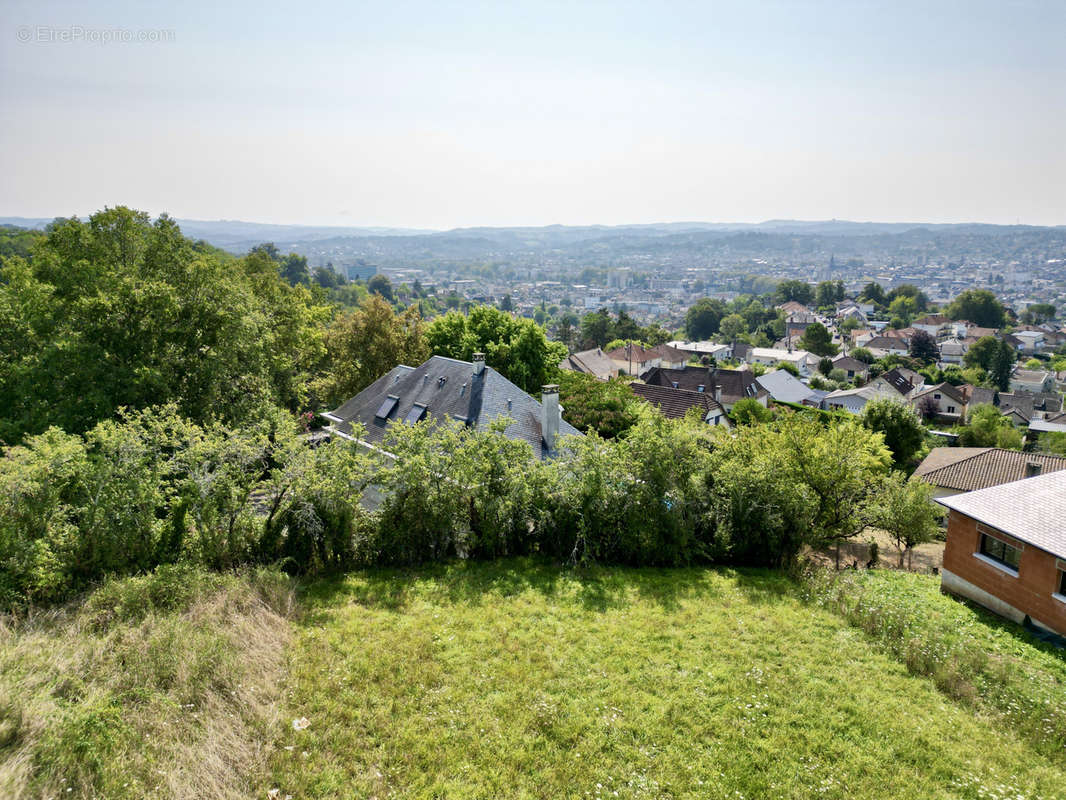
[[296, 557, 790, 624]]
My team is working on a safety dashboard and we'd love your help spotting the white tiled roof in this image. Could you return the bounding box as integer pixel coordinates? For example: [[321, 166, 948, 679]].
[[936, 470, 1066, 560]]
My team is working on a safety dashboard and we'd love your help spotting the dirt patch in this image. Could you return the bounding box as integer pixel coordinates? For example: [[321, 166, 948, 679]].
[[810, 528, 945, 574]]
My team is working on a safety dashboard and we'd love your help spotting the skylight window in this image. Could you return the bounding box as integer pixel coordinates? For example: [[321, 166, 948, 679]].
[[375, 395, 399, 419], [403, 404, 427, 425]]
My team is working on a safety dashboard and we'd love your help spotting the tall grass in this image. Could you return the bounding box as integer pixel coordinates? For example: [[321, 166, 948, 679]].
[[798, 565, 1066, 760], [0, 565, 296, 799]]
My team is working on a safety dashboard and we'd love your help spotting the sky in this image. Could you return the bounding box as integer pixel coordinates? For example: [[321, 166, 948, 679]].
[[1, 0, 1064, 229]]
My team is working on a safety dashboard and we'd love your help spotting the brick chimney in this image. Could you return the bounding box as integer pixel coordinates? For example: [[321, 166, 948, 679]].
[[541, 384, 560, 454], [473, 352, 486, 376], [1025, 461, 1042, 478]]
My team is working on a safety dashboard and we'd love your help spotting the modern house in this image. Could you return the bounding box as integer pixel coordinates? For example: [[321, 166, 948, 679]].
[[911, 314, 951, 337], [1010, 369, 1055, 394], [323, 354, 582, 460], [559, 348, 618, 381], [666, 340, 732, 361], [938, 470, 1066, 636], [831, 355, 870, 382], [864, 336, 910, 358], [747, 347, 813, 376], [628, 383, 731, 426], [915, 447, 1066, 498], [755, 368, 822, 406]]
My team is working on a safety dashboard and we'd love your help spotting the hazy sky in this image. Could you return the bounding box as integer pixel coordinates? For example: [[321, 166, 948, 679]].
[[1, 0, 1063, 229]]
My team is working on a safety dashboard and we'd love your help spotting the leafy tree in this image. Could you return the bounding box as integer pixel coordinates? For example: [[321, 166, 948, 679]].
[[815, 280, 844, 308], [312, 265, 345, 289], [799, 323, 839, 357], [868, 473, 944, 568], [818, 357, 833, 376], [719, 313, 747, 340], [775, 280, 814, 306], [850, 347, 874, 364], [499, 294, 513, 311], [888, 295, 918, 326], [685, 298, 727, 340], [963, 336, 1001, 372], [908, 329, 939, 364], [280, 253, 310, 285], [860, 282, 886, 307], [1035, 432, 1066, 456], [579, 309, 613, 348], [886, 284, 928, 312], [316, 294, 428, 405], [558, 372, 643, 439], [731, 398, 772, 425], [775, 360, 800, 377], [946, 289, 1006, 328], [860, 398, 925, 467], [425, 306, 566, 395], [988, 339, 1016, 391], [957, 404, 1023, 449], [367, 273, 394, 302], [1021, 303, 1055, 325]]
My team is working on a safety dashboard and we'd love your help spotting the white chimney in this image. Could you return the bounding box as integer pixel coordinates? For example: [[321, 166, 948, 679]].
[[473, 352, 486, 375], [541, 384, 560, 454], [713, 384, 722, 403]]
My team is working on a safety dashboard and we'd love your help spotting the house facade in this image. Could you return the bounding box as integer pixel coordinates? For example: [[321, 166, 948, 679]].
[[938, 470, 1066, 636]]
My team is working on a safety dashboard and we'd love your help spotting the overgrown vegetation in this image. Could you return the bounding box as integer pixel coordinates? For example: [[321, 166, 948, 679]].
[[799, 567, 1066, 760], [0, 565, 296, 799], [265, 560, 1066, 799]]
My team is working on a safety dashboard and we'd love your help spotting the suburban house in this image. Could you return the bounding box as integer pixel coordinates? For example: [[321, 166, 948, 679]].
[[938, 338, 968, 364], [666, 340, 733, 361], [605, 343, 688, 375], [997, 390, 1063, 424], [784, 310, 819, 338], [628, 383, 731, 426], [558, 348, 618, 381], [938, 469, 1066, 636], [641, 365, 768, 410], [747, 347, 813, 376], [831, 355, 870, 381], [822, 383, 907, 414], [910, 382, 968, 421], [755, 368, 823, 406], [915, 447, 1066, 498], [323, 354, 582, 460], [911, 314, 951, 337], [1010, 369, 1055, 394], [864, 335, 910, 358], [1012, 330, 1045, 354], [870, 367, 919, 399]]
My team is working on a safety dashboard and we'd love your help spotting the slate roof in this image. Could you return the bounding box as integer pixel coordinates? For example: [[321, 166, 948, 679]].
[[326, 355, 581, 460], [866, 336, 910, 351], [911, 382, 967, 405], [755, 369, 817, 404], [832, 356, 870, 373], [878, 367, 916, 396], [937, 470, 1066, 560], [559, 348, 617, 380], [628, 383, 728, 422], [641, 365, 764, 404], [918, 448, 1066, 493], [960, 385, 996, 406]]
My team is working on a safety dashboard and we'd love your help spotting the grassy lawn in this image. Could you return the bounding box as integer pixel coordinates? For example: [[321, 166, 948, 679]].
[[267, 560, 1066, 800]]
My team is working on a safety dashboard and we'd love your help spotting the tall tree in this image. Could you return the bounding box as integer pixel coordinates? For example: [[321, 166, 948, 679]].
[[946, 289, 1007, 328], [908, 330, 939, 364], [685, 298, 727, 340], [860, 398, 925, 468], [798, 323, 838, 357], [988, 339, 1016, 391], [775, 280, 814, 306], [367, 273, 394, 302]]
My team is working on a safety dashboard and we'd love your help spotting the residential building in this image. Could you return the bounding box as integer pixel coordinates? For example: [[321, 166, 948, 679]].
[[747, 347, 813, 376], [831, 355, 870, 381], [910, 382, 968, 421], [641, 366, 768, 410], [628, 383, 730, 426], [938, 470, 1066, 636], [559, 348, 618, 381], [915, 447, 1066, 498], [755, 369, 821, 406], [323, 354, 582, 460], [1010, 369, 1054, 394]]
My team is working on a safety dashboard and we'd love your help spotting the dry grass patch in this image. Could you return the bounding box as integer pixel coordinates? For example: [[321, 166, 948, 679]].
[[0, 565, 297, 800]]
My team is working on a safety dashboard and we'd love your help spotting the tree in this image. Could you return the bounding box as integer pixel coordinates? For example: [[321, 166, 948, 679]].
[[887, 295, 918, 326], [279, 253, 310, 285], [731, 397, 772, 425], [775, 280, 814, 306], [579, 309, 613, 348], [798, 323, 839, 357], [868, 473, 944, 569], [860, 282, 886, 308], [685, 298, 726, 340], [558, 372, 643, 439], [425, 305, 567, 395], [815, 280, 844, 309], [988, 339, 1016, 391], [957, 404, 1023, 449], [886, 284, 928, 312], [719, 313, 747, 341], [908, 330, 939, 364], [963, 336, 1000, 371], [1021, 303, 1055, 325], [818, 357, 833, 376], [499, 294, 513, 312], [367, 273, 394, 302], [316, 294, 428, 404], [946, 289, 1006, 328], [860, 398, 925, 467], [851, 347, 874, 364]]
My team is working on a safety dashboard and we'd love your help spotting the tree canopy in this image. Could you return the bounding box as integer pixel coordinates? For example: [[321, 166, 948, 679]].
[[946, 289, 1007, 328]]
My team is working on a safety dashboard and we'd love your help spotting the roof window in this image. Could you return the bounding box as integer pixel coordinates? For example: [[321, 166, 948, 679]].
[[375, 395, 399, 419], [403, 403, 427, 426]]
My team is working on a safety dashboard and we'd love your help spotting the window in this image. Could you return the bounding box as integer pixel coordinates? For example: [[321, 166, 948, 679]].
[[947, 405, 956, 414], [403, 404, 427, 426], [1059, 569, 1066, 597], [375, 395, 399, 419], [979, 532, 1021, 571]]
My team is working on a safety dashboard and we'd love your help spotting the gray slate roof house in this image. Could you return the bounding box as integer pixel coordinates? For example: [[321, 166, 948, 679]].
[[628, 383, 730, 425], [559, 347, 618, 380], [324, 354, 581, 459], [641, 365, 766, 408]]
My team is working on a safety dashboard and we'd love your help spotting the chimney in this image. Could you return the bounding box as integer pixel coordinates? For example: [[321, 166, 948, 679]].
[[697, 384, 705, 393], [713, 384, 722, 403], [1025, 461, 1042, 478], [541, 384, 560, 454], [473, 352, 486, 376]]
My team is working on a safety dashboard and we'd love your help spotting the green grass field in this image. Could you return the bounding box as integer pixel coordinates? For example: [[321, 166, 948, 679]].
[[266, 560, 1066, 800]]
